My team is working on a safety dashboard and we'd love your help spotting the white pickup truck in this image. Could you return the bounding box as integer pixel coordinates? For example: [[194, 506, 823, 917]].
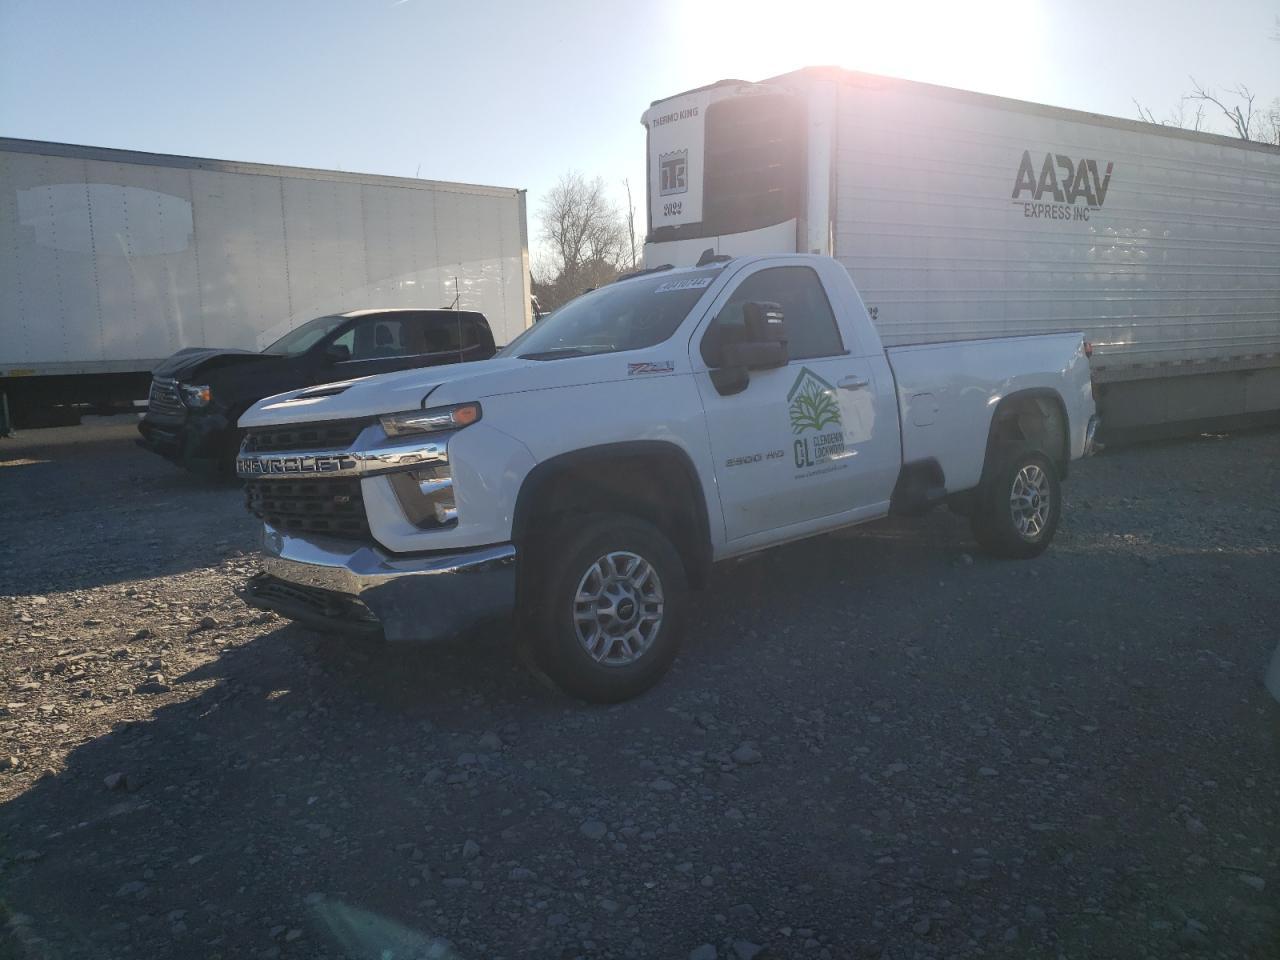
[[236, 254, 1098, 701]]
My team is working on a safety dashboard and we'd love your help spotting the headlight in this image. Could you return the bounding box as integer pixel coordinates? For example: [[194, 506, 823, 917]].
[[181, 384, 212, 407], [380, 402, 481, 437]]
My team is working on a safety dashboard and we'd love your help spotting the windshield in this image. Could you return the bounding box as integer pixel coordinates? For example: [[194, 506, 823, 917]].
[[262, 314, 347, 357], [500, 269, 723, 360]]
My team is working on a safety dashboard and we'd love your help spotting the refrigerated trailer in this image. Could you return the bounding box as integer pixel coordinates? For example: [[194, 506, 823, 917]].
[[0, 138, 531, 429], [642, 68, 1280, 435]]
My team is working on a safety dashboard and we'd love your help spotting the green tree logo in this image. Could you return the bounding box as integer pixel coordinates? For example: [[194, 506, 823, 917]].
[[787, 368, 842, 435]]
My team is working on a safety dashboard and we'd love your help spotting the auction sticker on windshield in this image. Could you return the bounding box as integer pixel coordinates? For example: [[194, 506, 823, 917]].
[[653, 277, 714, 293]]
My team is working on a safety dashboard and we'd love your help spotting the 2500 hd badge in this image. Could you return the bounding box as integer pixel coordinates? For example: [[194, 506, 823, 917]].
[[725, 449, 785, 468]]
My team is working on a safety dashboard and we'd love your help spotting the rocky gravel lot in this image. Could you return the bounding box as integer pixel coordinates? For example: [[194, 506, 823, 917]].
[[2, 418, 1278, 960]]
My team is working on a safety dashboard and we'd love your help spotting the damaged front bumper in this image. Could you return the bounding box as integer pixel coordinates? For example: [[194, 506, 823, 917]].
[[240, 525, 517, 642], [137, 410, 234, 471]]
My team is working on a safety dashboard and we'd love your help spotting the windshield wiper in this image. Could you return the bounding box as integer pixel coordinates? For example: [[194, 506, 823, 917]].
[[518, 347, 594, 361]]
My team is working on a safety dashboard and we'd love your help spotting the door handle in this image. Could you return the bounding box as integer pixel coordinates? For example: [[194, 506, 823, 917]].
[[838, 376, 870, 391]]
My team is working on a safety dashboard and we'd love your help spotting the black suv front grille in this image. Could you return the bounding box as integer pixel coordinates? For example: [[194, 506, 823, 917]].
[[148, 378, 185, 419], [244, 477, 369, 540], [243, 418, 373, 453]]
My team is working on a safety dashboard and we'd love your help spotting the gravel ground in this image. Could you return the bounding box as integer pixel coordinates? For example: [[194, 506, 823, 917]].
[[2, 419, 1278, 960]]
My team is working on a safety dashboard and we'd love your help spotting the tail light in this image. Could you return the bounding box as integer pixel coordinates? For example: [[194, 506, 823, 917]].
[[1083, 340, 1094, 359]]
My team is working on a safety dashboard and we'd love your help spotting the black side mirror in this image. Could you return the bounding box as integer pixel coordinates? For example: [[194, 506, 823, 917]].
[[324, 343, 351, 364], [721, 301, 788, 371], [704, 301, 788, 396], [742, 301, 786, 341]]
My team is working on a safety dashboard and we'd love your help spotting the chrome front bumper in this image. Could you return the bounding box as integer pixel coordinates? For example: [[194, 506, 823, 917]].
[[243, 526, 516, 642]]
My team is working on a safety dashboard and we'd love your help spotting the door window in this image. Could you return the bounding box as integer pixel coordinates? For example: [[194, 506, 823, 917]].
[[422, 314, 478, 354], [447, 315, 491, 356], [709, 266, 844, 362], [328, 326, 355, 355], [348, 315, 428, 360]]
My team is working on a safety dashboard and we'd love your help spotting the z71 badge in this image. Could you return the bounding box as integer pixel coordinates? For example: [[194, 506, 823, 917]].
[[627, 360, 675, 376]]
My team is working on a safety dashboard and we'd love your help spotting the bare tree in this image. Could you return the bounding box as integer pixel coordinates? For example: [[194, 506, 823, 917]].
[[1132, 98, 1157, 125], [1133, 96, 1206, 132], [1186, 78, 1261, 140], [1132, 21, 1279, 144], [537, 173, 631, 306], [1263, 106, 1280, 146], [622, 178, 638, 271], [1135, 79, 1279, 146]]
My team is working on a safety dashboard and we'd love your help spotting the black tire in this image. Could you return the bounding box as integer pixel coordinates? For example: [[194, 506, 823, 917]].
[[970, 449, 1062, 559], [528, 513, 686, 703]]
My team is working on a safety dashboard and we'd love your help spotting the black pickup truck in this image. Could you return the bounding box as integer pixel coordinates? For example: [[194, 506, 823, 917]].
[[138, 308, 496, 472]]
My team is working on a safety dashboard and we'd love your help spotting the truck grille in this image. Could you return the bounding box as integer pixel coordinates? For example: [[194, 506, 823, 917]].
[[148, 378, 185, 418], [243, 418, 372, 453], [244, 477, 370, 540]]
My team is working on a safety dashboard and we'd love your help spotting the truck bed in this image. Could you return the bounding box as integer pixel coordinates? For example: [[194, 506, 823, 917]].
[[885, 332, 1093, 493]]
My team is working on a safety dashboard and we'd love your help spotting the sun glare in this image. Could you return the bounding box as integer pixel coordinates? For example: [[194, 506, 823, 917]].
[[681, 0, 1047, 99]]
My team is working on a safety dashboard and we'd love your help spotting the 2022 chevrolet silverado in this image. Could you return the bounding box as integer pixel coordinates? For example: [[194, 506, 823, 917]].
[[235, 254, 1098, 701]]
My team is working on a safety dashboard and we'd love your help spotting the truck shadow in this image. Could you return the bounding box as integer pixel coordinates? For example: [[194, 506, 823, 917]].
[[10, 542, 1280, 960], [0, 516, 964, 955], [4, 536, 1277, 957]]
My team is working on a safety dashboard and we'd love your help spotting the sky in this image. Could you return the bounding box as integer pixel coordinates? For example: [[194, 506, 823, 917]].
[[2, 0, 1277, 269]]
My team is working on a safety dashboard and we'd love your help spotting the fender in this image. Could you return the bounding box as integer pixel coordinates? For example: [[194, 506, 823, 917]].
[[982, 388, 1071, 481], [512, 440, 714, 588]]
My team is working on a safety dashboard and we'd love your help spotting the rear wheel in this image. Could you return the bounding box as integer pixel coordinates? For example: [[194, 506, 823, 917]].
[[528, 514, 686, 703], [970, 450, 1061, 559]]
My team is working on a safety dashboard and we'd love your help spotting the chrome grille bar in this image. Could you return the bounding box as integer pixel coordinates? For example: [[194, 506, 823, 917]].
[[235, 429, 451, 480], [148, 377, 185, 417]]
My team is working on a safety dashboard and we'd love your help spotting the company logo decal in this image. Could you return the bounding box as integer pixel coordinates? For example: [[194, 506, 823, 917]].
[[650, 106, 699, 128], [659, 149, 688, 196], [1011, 150, 1114, 222], [787, 367, 846, 473]]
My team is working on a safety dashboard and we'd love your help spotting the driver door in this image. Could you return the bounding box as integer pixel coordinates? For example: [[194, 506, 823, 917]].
[[691, 262, 895, 546]]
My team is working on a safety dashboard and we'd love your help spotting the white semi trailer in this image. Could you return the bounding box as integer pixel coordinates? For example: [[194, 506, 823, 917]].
[[641, 68, 1280, 435], [0, 138, 531, 428]]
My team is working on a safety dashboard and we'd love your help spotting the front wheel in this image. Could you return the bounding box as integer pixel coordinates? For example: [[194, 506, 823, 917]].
[[970, 450, 1062, 559], [529, 514, 686, 703]]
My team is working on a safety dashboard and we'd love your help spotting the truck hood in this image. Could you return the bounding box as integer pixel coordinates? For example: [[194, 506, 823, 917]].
[[151, 347, 278, 382], [240, 352, 669, 427]]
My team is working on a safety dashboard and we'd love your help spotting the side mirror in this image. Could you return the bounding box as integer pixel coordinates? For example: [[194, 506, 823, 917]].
[[324, 343, 351, 364], [714, 300, 788, 371], [743, 300, 786, 340]]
